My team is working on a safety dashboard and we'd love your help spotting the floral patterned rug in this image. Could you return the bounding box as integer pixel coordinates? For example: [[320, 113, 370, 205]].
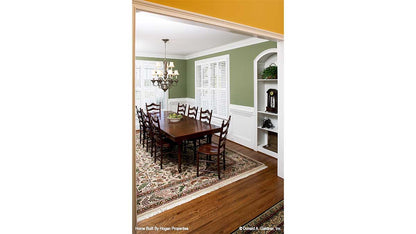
[[136, 135, 267, 221], [232, 200, 284, 234]]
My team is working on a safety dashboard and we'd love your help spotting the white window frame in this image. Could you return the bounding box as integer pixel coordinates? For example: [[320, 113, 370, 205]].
[[194, 54, 230, 119], [135, 60, 168, 110]]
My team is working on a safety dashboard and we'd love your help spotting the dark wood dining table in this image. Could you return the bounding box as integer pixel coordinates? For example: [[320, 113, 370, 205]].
[[157, 111, 222, 173]]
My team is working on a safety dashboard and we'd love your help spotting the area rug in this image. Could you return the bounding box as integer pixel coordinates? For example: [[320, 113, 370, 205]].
[[136, 135, 267, 221], [232, 200, 284, 234]]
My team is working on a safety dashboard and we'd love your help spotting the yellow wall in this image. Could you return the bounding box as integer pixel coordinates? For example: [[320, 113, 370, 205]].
[[144, 0, 284, 34]]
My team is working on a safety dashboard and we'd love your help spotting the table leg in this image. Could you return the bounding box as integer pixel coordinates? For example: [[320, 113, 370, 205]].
[[178, 141, 182, 173], [208, 134, 212, 143]]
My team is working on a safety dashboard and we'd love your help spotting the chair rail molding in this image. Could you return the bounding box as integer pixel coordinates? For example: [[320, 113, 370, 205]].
[[229, 104, 255, 117], [168, 98, 256, 149], [167, 98, 194, 112]]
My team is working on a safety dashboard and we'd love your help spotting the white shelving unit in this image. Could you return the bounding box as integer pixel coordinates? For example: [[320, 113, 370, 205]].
[[254, 48, 279, 159], [257, 110, 278, 116], [257, 79, 278, 82], [257, 126, 278, 133]]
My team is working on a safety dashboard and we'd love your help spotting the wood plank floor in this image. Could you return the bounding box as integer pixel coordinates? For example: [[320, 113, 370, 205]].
[[136, 137, 284, 233]]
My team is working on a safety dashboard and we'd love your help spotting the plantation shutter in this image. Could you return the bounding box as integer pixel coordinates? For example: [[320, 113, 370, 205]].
[[135, 60, 167, 110], [195, 55, 229, 118]]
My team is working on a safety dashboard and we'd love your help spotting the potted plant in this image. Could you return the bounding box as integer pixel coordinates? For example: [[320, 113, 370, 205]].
[[262, 64, 278, 79]]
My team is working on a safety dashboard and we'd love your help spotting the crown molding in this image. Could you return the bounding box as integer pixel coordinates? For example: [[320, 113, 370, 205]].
[[135, 52, 187, 60], [137, 38, 270, 61], [185, 38, 268, 60]]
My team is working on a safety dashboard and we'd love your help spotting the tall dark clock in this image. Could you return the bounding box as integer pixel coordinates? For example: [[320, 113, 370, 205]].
[[266, 89, 278, 113]]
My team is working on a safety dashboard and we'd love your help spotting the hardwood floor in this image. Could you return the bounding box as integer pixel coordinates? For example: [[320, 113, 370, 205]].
[[136, 137, 284, 233]]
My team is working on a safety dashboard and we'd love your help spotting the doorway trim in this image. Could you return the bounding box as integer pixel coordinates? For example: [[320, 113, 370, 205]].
[[132, 1, 284, 232], [132, 0, 283, 41]]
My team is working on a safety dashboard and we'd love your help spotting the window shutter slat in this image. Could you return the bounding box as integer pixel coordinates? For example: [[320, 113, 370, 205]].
[[195, 55, 228, 118]]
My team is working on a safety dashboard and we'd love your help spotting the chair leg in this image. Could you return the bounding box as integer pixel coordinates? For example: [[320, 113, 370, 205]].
[[223, 151, 226, 170], [154, 143, 157, 163], [217, 154, 221, 179], [160, 146, 163, 169], [153, 141, 156, 159], [142, 131, 145, 145], [196, 152, 200, 177], [193, 140, 197, 162], [146, 137, 149, 152], [150, 139, 153, 157]]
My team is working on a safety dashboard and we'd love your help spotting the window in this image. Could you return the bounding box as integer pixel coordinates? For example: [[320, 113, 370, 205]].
[[195, 55, 229, 119], [135, 60, 168, 110]]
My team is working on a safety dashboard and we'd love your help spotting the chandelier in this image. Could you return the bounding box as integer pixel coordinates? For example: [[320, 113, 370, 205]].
[[151, 39, 179, 92]]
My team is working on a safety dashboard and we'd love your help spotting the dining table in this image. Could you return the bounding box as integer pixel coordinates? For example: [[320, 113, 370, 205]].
[[157, 111, 222, 173]]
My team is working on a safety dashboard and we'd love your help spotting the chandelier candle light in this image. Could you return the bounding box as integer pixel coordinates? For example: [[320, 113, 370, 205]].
[[151, 39, 179, 92]]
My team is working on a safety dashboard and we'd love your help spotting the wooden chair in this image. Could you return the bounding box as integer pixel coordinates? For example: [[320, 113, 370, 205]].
[[150, 115, 175, 169], [197, 116, 231, 179], [135, 106, 140, 133], [198, 109, 213, 144], [136, 106, 146, 145], [146, 102, 161, 116], [135, 105, 140, 117], [177, 103, 187, 115], [199, 109, 213, 124], [185, 108, 213, 157], [183, 105, 199, 158], [187, 106, 198, 119], [140, 109, 153, 153]]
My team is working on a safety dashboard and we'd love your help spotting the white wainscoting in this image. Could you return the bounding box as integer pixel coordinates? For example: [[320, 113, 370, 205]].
[[228, 104, 255, 149], [167, 98, 188, 112], [168, 98, 255, 149], [167, 98, 195, 112]]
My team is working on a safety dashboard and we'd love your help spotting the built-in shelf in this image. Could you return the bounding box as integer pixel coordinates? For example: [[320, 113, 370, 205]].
[[257, 126, 278, 133], [257, 79, 278, 82], [257, 110, 278, 116], [257, 144, 278, 158], [255, 48, 279, 160]]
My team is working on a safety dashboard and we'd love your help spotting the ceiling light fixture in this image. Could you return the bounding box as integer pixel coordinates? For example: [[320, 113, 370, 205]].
[[151, 39, 179, 92]]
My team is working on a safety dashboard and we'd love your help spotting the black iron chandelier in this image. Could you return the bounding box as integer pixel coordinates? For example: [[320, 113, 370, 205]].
[[151, 39, 179, 92]]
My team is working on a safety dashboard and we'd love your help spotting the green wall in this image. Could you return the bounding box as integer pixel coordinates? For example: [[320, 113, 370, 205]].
[[137, 41, 277, 106], [186, 41, 277, 107], [135, 56, 187, 98]]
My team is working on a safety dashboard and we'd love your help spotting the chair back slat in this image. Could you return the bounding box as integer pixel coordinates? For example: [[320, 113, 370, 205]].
[[150, 115, 163, 141], [141, 109, 153, 138], [218, 116, 231, 152], [137, 107, 145, 130], [177, 103, 187, 115], [199, 109, 212, 124], [135, 106, 140, 118], [146, 102, 161, 115], [187, 106, 198, 119]]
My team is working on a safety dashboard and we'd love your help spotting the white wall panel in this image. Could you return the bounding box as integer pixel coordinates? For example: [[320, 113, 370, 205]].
[[168, 98, 255, 149]]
